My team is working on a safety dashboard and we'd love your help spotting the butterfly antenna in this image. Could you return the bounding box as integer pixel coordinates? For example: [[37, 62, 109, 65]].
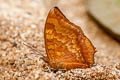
[[22, 41, 45, 58]]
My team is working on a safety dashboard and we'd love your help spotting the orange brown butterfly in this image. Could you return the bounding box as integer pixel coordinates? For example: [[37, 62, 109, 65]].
[[44, 7, 96, 70]]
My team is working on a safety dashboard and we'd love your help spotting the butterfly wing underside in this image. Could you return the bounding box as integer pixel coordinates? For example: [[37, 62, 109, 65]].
[[44, 7, 96, 70]]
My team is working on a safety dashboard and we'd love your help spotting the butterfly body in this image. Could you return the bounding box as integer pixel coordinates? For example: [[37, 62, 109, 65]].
[[44, 7, 96, 70]]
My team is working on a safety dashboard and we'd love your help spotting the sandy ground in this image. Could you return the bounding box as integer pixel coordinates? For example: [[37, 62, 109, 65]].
[[0, 0, 120, 80]]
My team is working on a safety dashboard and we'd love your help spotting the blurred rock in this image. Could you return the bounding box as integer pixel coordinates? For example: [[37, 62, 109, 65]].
[[86, 0, 120, 41]]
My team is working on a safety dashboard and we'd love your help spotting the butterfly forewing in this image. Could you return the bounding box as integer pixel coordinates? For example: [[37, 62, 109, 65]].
[[44, 7, 96, 70]]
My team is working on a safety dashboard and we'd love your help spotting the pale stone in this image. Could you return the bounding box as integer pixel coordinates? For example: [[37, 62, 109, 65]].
[[87, 0, 120, 41]]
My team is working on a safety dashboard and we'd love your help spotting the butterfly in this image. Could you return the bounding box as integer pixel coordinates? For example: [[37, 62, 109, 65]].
[[44, 7, 96, 70]]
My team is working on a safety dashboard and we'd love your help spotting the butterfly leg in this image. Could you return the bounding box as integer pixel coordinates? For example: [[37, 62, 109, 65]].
[[42, 56, 49, 63]]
